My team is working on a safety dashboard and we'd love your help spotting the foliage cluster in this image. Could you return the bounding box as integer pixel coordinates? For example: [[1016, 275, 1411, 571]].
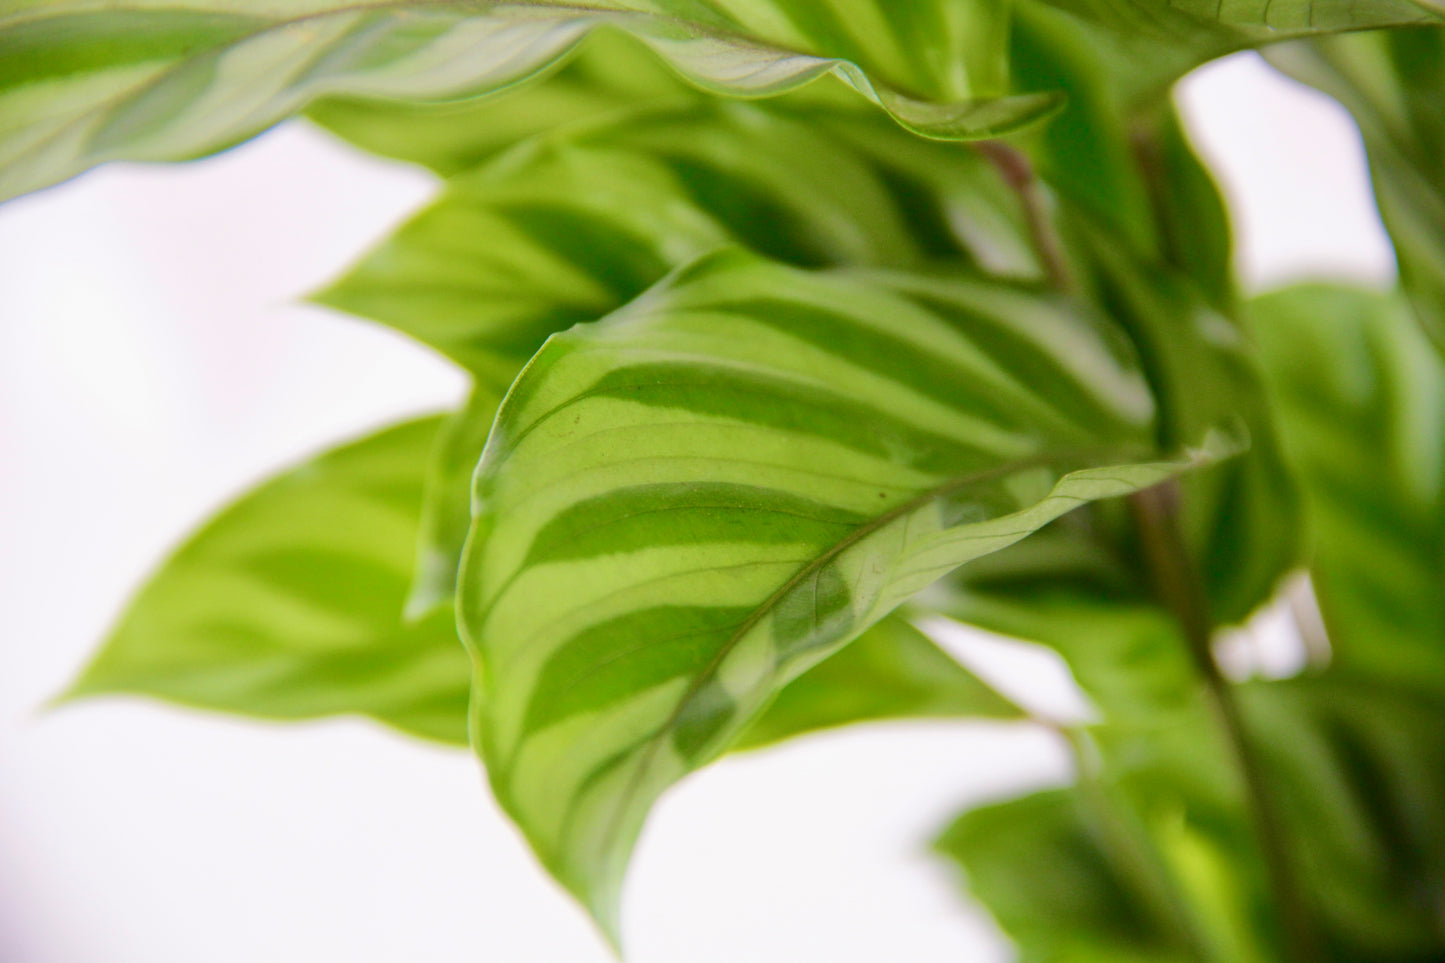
[[5, 1, 1445, 958]]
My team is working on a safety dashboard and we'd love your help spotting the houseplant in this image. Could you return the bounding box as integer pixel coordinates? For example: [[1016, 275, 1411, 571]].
[[4, 3, 1443, 959]]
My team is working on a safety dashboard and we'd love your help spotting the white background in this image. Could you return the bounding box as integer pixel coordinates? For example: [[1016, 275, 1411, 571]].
[[0, 52, 1393, 962]]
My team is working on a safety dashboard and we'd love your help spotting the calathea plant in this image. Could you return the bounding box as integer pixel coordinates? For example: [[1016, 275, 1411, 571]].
[[6, 2, 1445, 959]]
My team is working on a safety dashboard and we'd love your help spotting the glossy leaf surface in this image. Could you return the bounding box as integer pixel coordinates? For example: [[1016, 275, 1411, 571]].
[[63, 417, 473, 744], [460, 247, 1230, 939], [0, 0, 1062, 203]]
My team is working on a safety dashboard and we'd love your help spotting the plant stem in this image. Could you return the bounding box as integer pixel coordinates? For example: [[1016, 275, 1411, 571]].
[[1129, 480, 1321, 963], [975, 140, 1075, 293]]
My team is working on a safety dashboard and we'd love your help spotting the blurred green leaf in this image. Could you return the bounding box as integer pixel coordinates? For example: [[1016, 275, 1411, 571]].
[[1265, 28, 1445, 354], [920, 518, 1197, 725], [1245, 677, 1445, 959], [313, 98, 1041, 387], [936, 786, 1206, 962], [1023, 0, 1437, 111], [406, 386, 502, 619], [735, 615, 1022, 750], [1070, 219, 1301, 626], [62, 417, 472, 745], [1006, 0, 1423, 294], [937, 668, 1445, 963], [1249, 284, 1445, 695]]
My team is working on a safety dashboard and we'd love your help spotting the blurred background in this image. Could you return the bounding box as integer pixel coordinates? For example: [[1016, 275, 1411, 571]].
[[0, 50, 1395, 962]]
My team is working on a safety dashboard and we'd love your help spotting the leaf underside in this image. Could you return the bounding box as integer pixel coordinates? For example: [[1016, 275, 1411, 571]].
[[0, 0, 1064, 203]]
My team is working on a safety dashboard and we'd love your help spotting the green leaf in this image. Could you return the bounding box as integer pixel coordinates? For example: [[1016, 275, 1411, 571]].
[[1068, 216, 1301, 625], [320, 93, 1044, 647], [1249, 284, 1445, 695], [307, 28, 699, 176], [920, 518, 1198, 725], [1023, 0, 1438, 110], [935, 787, 1200, 963], [460, 247, 1233, 941], [62, 417, 472, 745], [1245, 677, 1445, 959], [0, 0, 1063, 203], [1264, 28, 1445, 354], [318, 96, 1044, 596], [734, 614, 1022, 750], [940, 672, 1445, 963], [313, 99, 1042, 387], [1005, 1, 1436, 279]]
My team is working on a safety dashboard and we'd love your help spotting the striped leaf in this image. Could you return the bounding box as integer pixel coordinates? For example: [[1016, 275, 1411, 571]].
[[314, 99, 1041, 389], [61, 417, 473, 744], [307, 28, 701, 176], [54, 407, 1036, 755], [317, 98, 1042, 613], [0, 0, 1062, 203], [460, 248, 1234, 940]]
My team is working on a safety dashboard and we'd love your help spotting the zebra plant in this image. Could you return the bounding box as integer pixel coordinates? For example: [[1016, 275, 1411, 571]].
[[9, 1, 1445, 959]]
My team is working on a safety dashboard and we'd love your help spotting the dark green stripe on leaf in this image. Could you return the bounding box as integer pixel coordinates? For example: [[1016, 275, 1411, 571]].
[[0, 11, 262, 92], [671, 677, 737, 760], [522, 605, 754, 739], [657, 156, 837, 268], [492, 202, 677, 303], [581, 361, 995, 475], [712, 297, 1037, 432], [771, 563, 854, 662], [524, 482, 867, 567]]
